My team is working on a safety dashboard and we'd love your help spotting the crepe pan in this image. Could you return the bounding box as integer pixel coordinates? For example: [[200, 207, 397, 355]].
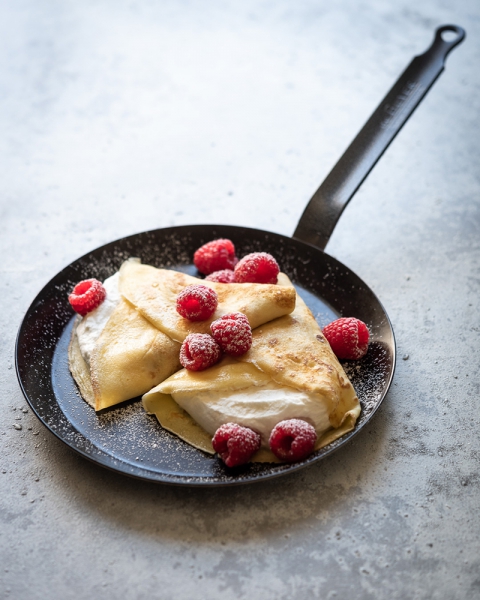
[[16, 25, 465, 486]]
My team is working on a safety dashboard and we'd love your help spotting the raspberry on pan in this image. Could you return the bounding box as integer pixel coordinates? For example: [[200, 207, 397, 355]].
[[194, 239, 238, 275], [234, 252, 280, 284], [210, 312, 252, 356], [205, 269, 236, 283], [322, 317, 370, 360], [68, 278, 106, 316], [269, 419, 317, 462], [176, 284, 218, 321], [179, 333, 221, 371], [212, 423, 261, 467]]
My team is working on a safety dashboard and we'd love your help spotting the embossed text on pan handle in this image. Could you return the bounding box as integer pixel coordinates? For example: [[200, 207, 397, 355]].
[[293, 25, 466, 251]]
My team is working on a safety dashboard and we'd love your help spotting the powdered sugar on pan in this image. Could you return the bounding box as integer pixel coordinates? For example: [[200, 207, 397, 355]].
[[342, 341, 391, 425], [18, 225, 394, 485]]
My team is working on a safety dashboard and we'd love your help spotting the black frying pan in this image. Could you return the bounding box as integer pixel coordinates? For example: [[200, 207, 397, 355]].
[[15, 26, 465, 486]]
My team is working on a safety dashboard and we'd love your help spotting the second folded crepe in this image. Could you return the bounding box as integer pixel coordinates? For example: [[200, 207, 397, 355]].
[[143, 292, 361, 462]]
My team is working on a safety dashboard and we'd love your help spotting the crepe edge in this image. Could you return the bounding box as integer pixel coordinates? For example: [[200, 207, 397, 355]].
[[142, 389, 361, 464], [68, 318, 96, 409]]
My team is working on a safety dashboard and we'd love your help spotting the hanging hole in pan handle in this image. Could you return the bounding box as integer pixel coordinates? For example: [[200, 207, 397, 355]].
[[434, 24, 466, 55]]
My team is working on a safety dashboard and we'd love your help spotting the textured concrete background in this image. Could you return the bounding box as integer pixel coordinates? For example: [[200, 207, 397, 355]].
[[1, 1, 479, 598]]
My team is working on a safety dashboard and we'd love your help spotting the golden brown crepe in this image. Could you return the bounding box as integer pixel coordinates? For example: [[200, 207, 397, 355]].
[[90, 298, 181, 411], [69, 259, 297, 413], [69, 298, 181, 411], [238, 293, 360, 431], [143, 359, 281, 461], [143, 293, 361, 462], [119, 260, 296, 342]]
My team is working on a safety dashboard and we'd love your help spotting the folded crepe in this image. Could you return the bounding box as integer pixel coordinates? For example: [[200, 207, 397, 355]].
[[69, 298, 182, 411], [119, 260, 296, 342], [143, 293, 361, 462], [69, 259, 297, 413], [238, 293, 359, 431]]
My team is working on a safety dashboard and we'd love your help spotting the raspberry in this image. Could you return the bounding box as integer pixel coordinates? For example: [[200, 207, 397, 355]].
[[68, 279, 106, 316], [179, 333, 221, 371], [269, 419, 317, 462], [234, 252, 280, 284], [322, 317, 370, 360], [194, 239, 238, 275], [210, 312, 252, 356], [176, 284, 218, 321], [212, 423, 261, 467], [205, 269, 236, 283]]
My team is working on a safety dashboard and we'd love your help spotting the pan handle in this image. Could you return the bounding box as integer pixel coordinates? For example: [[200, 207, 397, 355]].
[[293, 24, 465, 251]]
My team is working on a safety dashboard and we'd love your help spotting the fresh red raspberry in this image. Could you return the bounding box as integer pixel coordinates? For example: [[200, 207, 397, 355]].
[[205, 269, 236, 283], [68, 279, 106, 316], [179, 333, 221, 371], [194, 239, 238, 275], [212, 423, 261, 467], [323, 317, 370, 360], [234, 252, 280, 284], [176, 284, 218, 321], [269, 419, 317, 462], [210, 312, 252, 356]]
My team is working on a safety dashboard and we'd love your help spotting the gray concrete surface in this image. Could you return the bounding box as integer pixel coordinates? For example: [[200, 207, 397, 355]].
[[1, 1, 479, 598]]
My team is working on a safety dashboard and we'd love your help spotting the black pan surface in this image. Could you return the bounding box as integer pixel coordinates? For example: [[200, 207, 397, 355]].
[[16, 224, 394, 486]]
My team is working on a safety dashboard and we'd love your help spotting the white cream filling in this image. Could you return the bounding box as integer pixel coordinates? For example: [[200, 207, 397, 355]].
[[172, 382, 331, 447], [76, 272, 121, 365]]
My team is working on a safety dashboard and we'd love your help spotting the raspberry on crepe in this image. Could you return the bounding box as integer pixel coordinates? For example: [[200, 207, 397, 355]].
[[176, 285, 218, 321], [205, 269, 235, 283], [212, 423, 261, 468], [234, 252, 280, 284], [179, 333, 221, 371], [210, 312, 252, 356], [194, 238, 237, 275], [69, 279, 106, 316]]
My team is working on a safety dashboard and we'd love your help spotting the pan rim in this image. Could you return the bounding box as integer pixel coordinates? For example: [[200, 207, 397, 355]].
[[15, 223, 396, 486]]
